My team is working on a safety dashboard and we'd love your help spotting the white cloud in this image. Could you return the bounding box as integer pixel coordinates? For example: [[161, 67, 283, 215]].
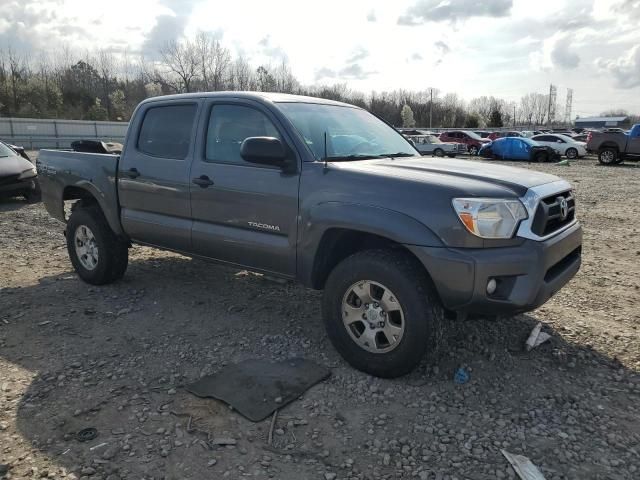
[[2, 0, 640, 114]]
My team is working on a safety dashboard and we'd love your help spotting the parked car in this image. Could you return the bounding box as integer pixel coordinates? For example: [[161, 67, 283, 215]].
[[487, 131, 523, 141], [586, 123, 640, 164], [530, 134, 587, 159], [572, 134, 589, 143], [474, 131, 491, 138], [0, 141, 41, 202], [406, 134, 466, 157], [478, 137, 560, 162], [439, 130, 489, 155], [5, 143, 31, 161], [36, 92, 582, 378], [519, 131, 536, 138]]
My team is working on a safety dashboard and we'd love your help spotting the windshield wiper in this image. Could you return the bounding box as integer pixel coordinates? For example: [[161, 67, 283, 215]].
[[378, 152, 417, 158], [323, 154, 382, 161]]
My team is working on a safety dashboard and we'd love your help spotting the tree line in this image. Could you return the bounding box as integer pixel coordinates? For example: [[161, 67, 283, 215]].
[[0, 34, 635, 128]]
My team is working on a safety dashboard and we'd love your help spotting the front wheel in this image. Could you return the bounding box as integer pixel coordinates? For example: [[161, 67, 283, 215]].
[[433, 148, 444, 157], [66, 203, 129, 285], [565, 148, 578, 159], [468, 145, 479, 156], [322, 250, 444, 378]]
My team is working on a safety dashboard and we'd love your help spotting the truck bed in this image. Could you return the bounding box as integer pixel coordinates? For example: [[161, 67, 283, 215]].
[[36, 149, 122, 233]]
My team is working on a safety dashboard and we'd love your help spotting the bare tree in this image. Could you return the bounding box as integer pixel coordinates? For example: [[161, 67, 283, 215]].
[[230, 55, 253, 90], [158, 39, 200, 93], [195, 32, 231, 91]]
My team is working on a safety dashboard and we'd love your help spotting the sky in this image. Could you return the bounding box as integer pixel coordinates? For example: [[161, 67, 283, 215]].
[[1, 0, 639, 116]]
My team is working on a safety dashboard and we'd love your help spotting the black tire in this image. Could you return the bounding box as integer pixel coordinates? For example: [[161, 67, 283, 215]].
[[565, 148, 578, 159], [598, 148, 618, 165], [433, 148, 444, 157], [468, 145, 479, 156], [66, 202, 128, 285], [322, 249, 444, 378], [534, 152, 547, 163]]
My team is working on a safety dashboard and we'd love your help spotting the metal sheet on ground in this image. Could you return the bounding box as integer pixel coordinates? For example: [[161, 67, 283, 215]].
[[186, 358, 331, 422]]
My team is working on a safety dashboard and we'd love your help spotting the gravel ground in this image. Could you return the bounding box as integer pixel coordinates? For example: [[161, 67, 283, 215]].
[[1, 156, 639, 480]]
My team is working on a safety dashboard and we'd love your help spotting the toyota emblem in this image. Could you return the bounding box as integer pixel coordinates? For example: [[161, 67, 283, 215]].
[[558, 197, 568, 220]]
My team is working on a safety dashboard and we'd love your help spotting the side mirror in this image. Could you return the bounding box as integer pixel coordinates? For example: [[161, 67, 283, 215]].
[[240, 137, 291, 170]]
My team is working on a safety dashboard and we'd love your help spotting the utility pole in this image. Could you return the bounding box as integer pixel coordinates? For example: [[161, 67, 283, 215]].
[[547, 84, 557, 127], [513, 104, 516, 128], [429, 88, 433, 129]]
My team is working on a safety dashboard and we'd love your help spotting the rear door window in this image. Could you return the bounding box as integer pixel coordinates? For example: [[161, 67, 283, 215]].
[[137, 104, 197, 159]]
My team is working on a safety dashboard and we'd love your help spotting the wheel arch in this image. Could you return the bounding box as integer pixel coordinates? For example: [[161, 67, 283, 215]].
[[300, 203, 443, 290], [63, 182, 124, 236]]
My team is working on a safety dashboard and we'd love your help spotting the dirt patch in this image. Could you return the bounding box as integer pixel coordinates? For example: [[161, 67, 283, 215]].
[[1, 157, 639, 479]]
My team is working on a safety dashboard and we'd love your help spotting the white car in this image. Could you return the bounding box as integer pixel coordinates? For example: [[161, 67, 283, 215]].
[[530, 134, 587, 159]]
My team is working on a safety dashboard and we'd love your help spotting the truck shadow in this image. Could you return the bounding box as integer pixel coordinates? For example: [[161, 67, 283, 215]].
[[0, 197, 31, 212], [2, 255, 639, 479]]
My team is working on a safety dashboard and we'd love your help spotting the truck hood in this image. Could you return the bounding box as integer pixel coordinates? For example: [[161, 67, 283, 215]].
[[0, 155, 34, 178], [335, 157, 561, 196]]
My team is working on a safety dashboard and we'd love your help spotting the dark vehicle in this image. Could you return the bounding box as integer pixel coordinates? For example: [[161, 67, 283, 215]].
[[487, 131, 523, 141], [37, 92, 582, 378], [439, 130, 489, 155], [586, 124, 640, 164], [478, 137, 560, 162], [0, 141, 40, 202]]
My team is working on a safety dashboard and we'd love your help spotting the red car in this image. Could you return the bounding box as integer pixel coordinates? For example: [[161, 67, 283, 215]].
[[487, 131, 523, 141], [439, 130, 489, 155]]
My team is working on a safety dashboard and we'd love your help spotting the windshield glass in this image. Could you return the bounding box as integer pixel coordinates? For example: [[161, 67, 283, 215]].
[[465, 131, 483, 140], [427, 135, 441, 144], [278, 102, 418, 160], [0, 142, 17, 158]]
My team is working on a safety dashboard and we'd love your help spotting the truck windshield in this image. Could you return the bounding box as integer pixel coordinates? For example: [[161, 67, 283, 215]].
[[278, 103, 418, 160]]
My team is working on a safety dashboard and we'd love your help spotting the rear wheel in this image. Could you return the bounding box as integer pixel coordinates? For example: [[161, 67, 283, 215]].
[[565, 148, 578, 159], [322, 249, 444, 378], [598, 148, 618, 165], [66, 203, 128, 285], [468, 145, 479, 156]]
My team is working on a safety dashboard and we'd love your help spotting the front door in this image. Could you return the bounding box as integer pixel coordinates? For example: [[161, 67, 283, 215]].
[[189, 100, 300, 277], [118, 101, 199, 251]]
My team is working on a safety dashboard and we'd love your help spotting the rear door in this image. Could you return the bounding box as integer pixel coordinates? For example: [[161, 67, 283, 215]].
[[189, 100, 300, 277], [118, 101, 199, 251]]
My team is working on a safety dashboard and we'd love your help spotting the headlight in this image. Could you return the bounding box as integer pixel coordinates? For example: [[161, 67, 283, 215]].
[[452, 198, 528, 239], [18, 166, 37, 180]]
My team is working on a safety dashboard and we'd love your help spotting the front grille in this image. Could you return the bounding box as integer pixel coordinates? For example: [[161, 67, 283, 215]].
[[531, 190, 575, 237]]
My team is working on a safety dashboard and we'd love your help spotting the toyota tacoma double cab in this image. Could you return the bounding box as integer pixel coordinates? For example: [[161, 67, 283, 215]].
[[587, 124, 640, 164], [37, 92, 582, 378]]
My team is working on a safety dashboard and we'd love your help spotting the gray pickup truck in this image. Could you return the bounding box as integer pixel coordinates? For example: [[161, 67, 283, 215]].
[[586, 124, 640, 164], [37, 92, 582, 377]]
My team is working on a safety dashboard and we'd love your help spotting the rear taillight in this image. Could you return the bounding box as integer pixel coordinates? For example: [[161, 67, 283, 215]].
[[587, 132, 592, 142]]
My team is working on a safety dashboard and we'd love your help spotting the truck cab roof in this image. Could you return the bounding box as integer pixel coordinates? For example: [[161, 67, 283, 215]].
[[139, 91, 356, 108]]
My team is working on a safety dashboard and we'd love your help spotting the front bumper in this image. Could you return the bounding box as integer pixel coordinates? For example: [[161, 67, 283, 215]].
[[409, 221, 582, 315], [0, 178, 36, 196]]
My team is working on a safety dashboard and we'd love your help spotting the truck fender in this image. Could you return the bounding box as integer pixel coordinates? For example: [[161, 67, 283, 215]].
[[63, 180, 125, 237], [297, 202, 443, 287]]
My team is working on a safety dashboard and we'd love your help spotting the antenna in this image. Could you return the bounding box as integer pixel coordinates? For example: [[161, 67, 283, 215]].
[[323, 132, 328, 169]]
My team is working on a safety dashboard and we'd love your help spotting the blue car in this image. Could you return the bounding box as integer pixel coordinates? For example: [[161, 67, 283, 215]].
[[478, 137, 559, 162]]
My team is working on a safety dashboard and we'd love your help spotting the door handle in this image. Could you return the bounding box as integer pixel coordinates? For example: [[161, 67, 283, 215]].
[[192, 175, 214, 188], [125, 167, 140, 179]]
